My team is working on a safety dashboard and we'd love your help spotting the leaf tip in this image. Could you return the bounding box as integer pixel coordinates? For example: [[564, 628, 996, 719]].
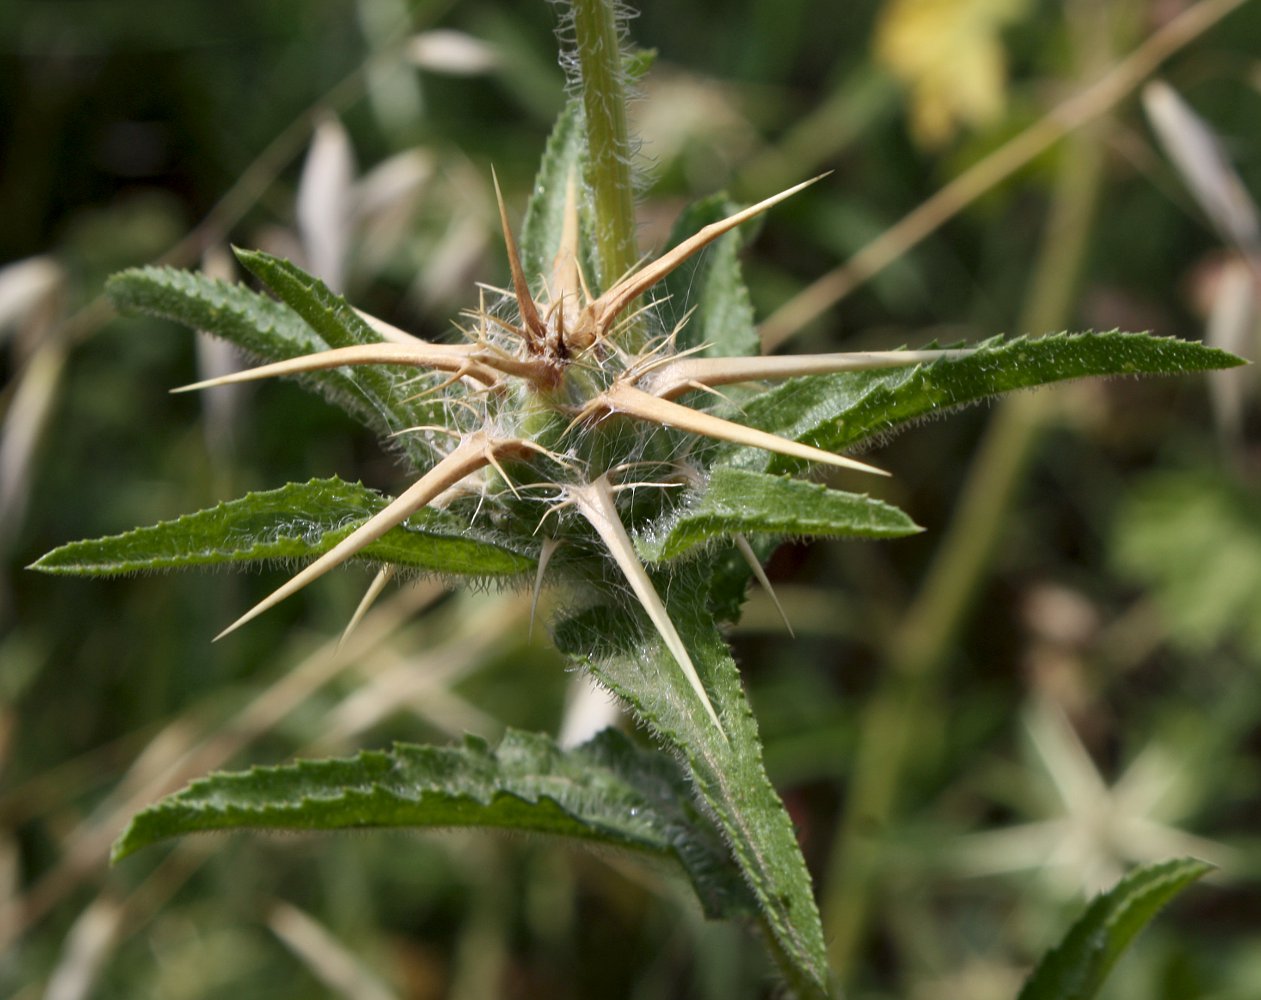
[[109, 820, 146, 865]]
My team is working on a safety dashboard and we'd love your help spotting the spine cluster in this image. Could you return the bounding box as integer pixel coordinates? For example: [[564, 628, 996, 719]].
[[180, 174, 964, 736]]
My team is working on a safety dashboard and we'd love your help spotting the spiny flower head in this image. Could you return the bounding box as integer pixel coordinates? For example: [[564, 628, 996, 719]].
[[172, 172, 964, 736]]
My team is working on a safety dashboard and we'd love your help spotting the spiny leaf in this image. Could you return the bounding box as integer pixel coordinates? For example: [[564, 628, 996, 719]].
[[108, 266, 327, 359], [30, 477, 534, 578], [1017, 858, 1212, 1000], [637, 467, 920, 562], [233, 248, 383, 350], [659, 193, 760, 359], [733, 332, 1246, 470], [520, 98, 596, 291], [105, 266, 429, 464], [107, 266, 358, 411], [111, 727, 756, 919], [555, 561, 832, 1000], [233, 249, 444, 463]]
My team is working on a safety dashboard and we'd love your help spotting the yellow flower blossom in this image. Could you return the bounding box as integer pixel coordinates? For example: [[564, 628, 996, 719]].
[[875, 0, 1028, 147]]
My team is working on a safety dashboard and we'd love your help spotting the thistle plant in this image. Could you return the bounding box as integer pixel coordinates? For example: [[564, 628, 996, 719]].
[[31, 2, 1243, 996]]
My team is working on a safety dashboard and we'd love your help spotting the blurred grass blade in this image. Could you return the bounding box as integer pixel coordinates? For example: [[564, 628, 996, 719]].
[[0, 255, 64, 343], [1205, 261, 1256, 441], [296, 114, 356, 293], [44, 897, 123, 1000], [735, 332, 1245, 469], [406, 29, 500, 75], [1143, 81, 1260, 256], [112, 728, 756, 920], [1017, 858, 1212, 1000], [0, 339, 67, 552], [268, 901, 399, 1000], [30, 477, 534, 578], [637, 466, 919, 562], [0, 255, 67, 549]]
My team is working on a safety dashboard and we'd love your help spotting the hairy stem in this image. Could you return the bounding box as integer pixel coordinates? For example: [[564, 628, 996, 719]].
[[569, 0, 640, 298]]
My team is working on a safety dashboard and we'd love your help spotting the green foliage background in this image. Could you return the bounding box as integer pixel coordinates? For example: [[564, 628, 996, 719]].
[[3, 0, 1260, 997]]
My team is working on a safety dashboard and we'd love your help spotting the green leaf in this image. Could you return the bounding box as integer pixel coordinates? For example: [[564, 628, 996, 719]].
[[233, 249, 448, 464], [520, 97, 593, 292], [105, 266, 432, 465], [30, 477, 534, 578], [1017, 858, 1212, 1000], [108, 265, 327, 359], [112, 727, 755, 919], [233, 249, 382, 350], [638, 467, 919, 562], [555, 562, 833, 1000], [736, 332, 1246, 470], [659, 194, 761, 359], [107, 266, 358, 414]]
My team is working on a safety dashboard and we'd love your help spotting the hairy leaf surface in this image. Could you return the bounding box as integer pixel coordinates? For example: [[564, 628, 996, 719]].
[[31, 477, 533, 577], [106, 265, 428, 463], [112, 727, 754, 919], [1017, 858, 1212, 1000], [108, 266, 355, 408], [555, 562, 832, 1000], [233, 249, 442, 462], [733, 332, 1245, 471], [638, 467, 919, 561], [520, 98, 592, 290]]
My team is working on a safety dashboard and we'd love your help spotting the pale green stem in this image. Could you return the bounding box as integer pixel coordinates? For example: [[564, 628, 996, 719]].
[[569, 0, 640, 297], [820, 2, 1119, 983]]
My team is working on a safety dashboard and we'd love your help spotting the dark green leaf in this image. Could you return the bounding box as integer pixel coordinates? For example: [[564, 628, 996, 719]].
[[734, 332, 1245, 470], [108, 265, 326, 359], [520, 98, 594, 292], [659, 194, 760, 359], [1018, 858, 1212, 1000], [233, 249, 443, 463], [638, 466, 919, 562], [112, 728, 755, 919], [106, 266, 359, 416], [233, 248, 382, 349], [106, 265, 431, 465], [555, 562, 832, 1000], [30, 477, 534, 578]]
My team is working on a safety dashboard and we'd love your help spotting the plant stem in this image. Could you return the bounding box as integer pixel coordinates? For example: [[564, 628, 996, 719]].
[[569, 0, 640, 297], [819, 2, 1117, 983]]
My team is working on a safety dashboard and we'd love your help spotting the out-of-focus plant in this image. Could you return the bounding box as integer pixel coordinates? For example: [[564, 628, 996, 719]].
[[874, 0, 1029, 147]]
